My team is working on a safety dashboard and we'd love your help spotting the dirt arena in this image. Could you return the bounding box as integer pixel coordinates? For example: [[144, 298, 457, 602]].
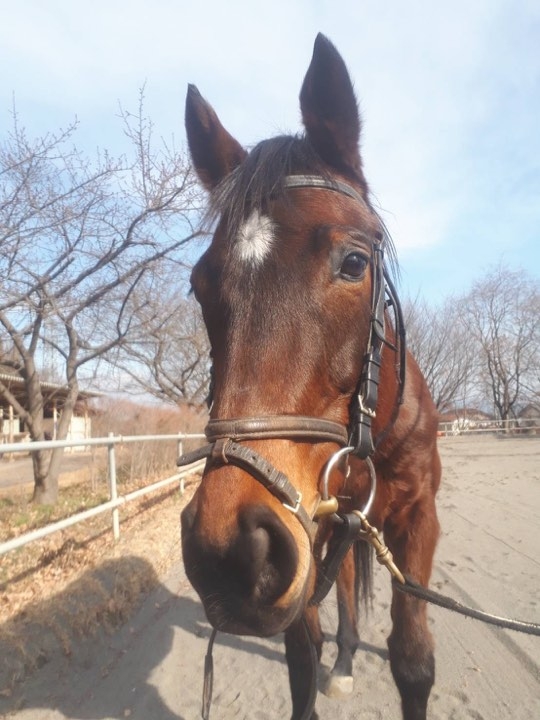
[[1, 435, 539, 719]]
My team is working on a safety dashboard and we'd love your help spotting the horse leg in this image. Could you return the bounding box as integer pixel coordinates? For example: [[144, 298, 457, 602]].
[[323, 544, 359, 697], [285, 605, 322, 720], [385, 495, 440, 720]]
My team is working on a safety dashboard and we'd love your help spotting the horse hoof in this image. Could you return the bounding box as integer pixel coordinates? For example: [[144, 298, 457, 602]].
[[320, 672, 354, 698]]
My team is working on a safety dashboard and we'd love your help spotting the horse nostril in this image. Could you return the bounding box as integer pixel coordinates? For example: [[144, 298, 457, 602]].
[[250, 527, 271, 570], [234, 505, 299, 603]]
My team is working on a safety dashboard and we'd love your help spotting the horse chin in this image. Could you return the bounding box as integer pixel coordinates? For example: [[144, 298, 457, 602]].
[[204, 596, 304, 637]]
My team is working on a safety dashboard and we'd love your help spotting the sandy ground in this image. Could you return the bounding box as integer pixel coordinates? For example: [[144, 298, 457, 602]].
[[1, 435, 539, 719]]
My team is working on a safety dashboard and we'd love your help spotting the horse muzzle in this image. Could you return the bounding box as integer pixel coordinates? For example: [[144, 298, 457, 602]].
[[181, 495, 312, 636], [178, 416, 349, 635]]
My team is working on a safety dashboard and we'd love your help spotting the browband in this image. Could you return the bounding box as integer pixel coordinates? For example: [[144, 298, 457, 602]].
[[283, 174, 366, 206]]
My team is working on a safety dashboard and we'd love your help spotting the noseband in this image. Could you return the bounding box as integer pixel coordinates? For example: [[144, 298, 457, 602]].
[[177, 174, 406, 542]]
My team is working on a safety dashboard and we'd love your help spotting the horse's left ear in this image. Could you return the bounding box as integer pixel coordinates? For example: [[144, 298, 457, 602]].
[[300, 34, 364, 182]]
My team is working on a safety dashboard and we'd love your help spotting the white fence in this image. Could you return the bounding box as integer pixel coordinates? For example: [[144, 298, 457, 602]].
[[4, 419, 539, 557], [438, 416, 540, 437], [0, 433, 206, 557]]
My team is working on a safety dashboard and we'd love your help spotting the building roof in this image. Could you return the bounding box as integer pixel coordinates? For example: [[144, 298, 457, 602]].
[[0, 370, 101, 410]]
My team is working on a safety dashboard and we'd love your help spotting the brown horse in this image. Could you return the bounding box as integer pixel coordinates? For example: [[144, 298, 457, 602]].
[[181, 34, 441, 720]]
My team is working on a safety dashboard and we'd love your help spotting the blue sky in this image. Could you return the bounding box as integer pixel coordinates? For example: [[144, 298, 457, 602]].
[[1, 0, 539, 303]]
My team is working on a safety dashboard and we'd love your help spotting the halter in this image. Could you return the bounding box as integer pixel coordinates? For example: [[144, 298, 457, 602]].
[[178, 174, 406, 533]]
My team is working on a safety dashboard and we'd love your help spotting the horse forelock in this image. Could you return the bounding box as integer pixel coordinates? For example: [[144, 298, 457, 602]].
[[206, 135, 334, 243], [204, 133, 399, 278]]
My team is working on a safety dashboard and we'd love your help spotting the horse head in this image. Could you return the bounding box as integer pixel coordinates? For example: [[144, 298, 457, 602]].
[[181, 34, 392, 637]]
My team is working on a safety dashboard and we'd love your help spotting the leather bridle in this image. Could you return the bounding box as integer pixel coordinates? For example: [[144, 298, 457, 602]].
[[177, 415, 348, 541], [177, 174, 406, 545]]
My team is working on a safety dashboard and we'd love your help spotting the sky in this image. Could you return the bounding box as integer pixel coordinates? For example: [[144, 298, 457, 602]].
[[1, 0, 539, 303]]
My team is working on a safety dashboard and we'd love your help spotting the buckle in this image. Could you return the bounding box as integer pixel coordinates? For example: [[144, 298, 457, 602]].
[[358, 394, 376, 419], [283, 491, 302, 515]]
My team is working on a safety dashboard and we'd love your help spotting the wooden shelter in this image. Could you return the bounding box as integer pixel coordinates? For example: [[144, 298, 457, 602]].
[[0, 368, 100, 448]]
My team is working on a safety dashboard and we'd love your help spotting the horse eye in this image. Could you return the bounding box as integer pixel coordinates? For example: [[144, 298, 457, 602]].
[[340, 252, 368, 279]]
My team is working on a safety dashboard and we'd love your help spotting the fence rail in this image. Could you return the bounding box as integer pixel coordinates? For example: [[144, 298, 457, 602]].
[[0, 433, 206, 557], [438, 416, 540, 437], [3, 420, 539, 557]]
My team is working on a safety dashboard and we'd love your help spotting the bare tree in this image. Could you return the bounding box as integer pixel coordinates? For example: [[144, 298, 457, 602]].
[[460, 266, 540, 424], [112, 272, 211, 406], [404, 296, 476, 413], [0, 98, 203, 503]]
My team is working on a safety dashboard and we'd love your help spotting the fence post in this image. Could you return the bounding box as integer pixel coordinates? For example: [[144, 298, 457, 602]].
[[177, 433, 184, 495], [108, 432, 120, 540]]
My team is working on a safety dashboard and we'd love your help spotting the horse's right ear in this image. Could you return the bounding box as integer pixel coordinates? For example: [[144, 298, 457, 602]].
[[185, 85, 247, 190]]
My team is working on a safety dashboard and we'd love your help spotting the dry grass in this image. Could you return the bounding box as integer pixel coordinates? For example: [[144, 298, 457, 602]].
[[0, 469, 200, 698], [0, 399, 207, 698]]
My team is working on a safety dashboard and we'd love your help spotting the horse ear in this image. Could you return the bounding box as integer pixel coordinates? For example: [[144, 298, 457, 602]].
[[300, 34, 363, 181], [185, 84, 247, 190]]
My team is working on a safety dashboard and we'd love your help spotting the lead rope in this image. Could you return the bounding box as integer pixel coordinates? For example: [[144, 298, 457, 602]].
[[353, 510, 540, 637]]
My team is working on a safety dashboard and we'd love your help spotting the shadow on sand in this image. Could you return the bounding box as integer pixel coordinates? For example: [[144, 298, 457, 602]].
[[0, 556, 289, 719], [0, 555, 389, 719]]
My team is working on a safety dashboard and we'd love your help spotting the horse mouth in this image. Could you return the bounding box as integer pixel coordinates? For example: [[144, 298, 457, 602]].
[[200, 586, 308, 637], [183, 547, 313, 637]]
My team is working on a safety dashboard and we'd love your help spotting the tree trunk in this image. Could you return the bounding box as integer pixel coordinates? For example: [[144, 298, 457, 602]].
[[31, 380, 79, 504], [31, 449, 58, 504]]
